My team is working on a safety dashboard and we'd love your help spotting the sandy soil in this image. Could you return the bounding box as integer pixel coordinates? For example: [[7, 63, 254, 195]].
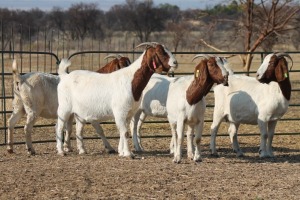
[[0, 124, 299, 200]]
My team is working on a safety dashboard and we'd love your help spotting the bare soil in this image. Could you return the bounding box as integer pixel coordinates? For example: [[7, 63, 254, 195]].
[[0, 122, 299, 200], [0, 53, 299, 199]]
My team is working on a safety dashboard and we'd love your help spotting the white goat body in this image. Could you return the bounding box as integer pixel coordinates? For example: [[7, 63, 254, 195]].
[[131, 55, 229, 163], [7, 59, 119, 155], [7, 63, 66, 155], [167, 75, 206, 163], [56, 43, 177, 157], [130, 74, 205, 162], [211, 74, 289, 157]]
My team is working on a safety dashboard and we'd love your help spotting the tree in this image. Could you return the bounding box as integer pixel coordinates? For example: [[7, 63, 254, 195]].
[[200, 0, 300, 73], [49, 7, 68, 32], [111, 0, 166, 43], [67, 3, 104, 40], [166, 22, 191, 52]]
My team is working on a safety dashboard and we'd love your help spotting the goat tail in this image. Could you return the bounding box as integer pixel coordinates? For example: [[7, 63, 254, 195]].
[[12, 59, 21, 91], [58, 58, 71, 76]]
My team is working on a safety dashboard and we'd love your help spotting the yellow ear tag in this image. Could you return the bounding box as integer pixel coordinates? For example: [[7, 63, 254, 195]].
[[195, 70, 200, 78], [284, 73, 288, 78]]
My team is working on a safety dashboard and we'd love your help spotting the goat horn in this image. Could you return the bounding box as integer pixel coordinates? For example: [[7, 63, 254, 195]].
[[275, 52, 293, 70], [151, 42, 160, 46], [103, 54, 118, 60], [117, 54, 124, 58], [192, 54, 210, 62], [134, 42, 156, 49]]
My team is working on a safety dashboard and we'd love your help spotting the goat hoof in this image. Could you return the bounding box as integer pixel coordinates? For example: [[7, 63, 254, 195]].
[[173, 157, 181, 164], [194, 159, 202, 163], [173, 160, 181, 164], [210, 153, 219, 158], [79, 150, 87, 155], [7, 149, 14, 154], [107, 149, 117, 154], [57, 152, 66, 156], [64, 147, 73, 152], [27, 148, 36, 156], [188, 153, 194, 160], [236, 152, 244, 157], [27, 151, 36, 156], [130, 153, 136, 159], [193, 155, 202, 162]]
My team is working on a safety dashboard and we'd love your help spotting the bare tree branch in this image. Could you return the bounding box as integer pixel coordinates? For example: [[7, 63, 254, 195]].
[[199, 39, 225, 52]]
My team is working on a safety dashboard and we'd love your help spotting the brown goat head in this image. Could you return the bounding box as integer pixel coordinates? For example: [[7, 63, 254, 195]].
[[96, 54, 131, 73], [186, 55, 229, 105], [257, 52, 292, 100], [135, 42, 178, 74], [257, 52, 292, 84]]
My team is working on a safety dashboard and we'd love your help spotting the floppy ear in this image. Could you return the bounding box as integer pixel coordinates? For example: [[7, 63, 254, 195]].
[[194, 69, 200, 80], [144, 47, 156, 69], [275, 58, 289, 82], [194, 61, 208, 82], [186, 61, 211, 105]]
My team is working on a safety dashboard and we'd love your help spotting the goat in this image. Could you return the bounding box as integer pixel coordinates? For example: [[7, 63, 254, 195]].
[[55, 42, 178, 157], [7, 56, 131, 155], [130, 55, 229, 163], [210, 52, 292, 158], [96, 54, 131, 73]]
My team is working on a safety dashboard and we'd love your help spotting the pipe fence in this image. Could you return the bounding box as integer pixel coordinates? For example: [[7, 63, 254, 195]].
[[0, 50, 300, 146]]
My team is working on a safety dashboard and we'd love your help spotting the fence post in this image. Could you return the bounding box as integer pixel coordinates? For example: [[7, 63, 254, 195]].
[[1, 20, 8, 143]]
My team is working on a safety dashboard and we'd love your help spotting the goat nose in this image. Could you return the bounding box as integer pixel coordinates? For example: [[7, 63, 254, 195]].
[[173, 61, 178, 65]]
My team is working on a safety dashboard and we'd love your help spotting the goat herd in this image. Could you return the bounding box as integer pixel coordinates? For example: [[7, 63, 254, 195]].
[[7, 42, 292, 163]]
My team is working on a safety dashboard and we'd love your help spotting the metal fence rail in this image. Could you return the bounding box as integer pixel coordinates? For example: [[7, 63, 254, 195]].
[[1, 50, 299, 146]]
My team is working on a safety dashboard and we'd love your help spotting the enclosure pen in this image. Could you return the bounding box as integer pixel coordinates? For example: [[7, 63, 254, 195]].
[[0, 49, 300, 146]]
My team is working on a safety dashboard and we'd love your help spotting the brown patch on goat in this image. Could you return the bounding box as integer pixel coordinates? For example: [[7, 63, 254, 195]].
[[275, 57, 291, 100], [262, 55, 291, 100], [131, 45, 171, 101], [118, 57, 131, 69], [96, 57, 131, 73], [186, 58, 225, 105]]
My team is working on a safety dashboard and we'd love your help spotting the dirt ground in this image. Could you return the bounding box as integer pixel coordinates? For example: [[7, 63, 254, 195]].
[[0, 122, 299, 200], [0, 55, 299, 200]]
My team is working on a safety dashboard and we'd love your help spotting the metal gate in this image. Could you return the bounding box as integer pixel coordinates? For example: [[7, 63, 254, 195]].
[[1, 50, 300, 146]]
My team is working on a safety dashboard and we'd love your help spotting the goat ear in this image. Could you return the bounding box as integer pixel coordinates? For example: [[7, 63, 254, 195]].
[[194, 69, 200, 79], [275, 58, 289, 82], [146, 48, 159, 70], [194, 62, 207, 81]]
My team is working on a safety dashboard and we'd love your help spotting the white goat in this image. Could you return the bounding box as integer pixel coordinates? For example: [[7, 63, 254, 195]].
[[7, 57, 129, 155], [210, 52, 292, 158], [56, 42, 178, 157], [130, 55, 229, 163]]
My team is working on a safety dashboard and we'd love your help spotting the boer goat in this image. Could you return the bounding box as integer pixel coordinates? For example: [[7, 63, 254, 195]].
[[96, 54, 131, 73], [56, 42, 178, 157], [210, 52, 292, 158], [7, 56, 130, 155], [130, 55, 229, 163]]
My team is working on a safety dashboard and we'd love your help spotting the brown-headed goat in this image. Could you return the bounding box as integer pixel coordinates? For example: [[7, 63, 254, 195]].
[[56, 42, 178, 157]]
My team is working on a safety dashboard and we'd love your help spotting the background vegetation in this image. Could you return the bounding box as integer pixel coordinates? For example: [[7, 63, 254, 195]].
[[0, 0, 300, 72]]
